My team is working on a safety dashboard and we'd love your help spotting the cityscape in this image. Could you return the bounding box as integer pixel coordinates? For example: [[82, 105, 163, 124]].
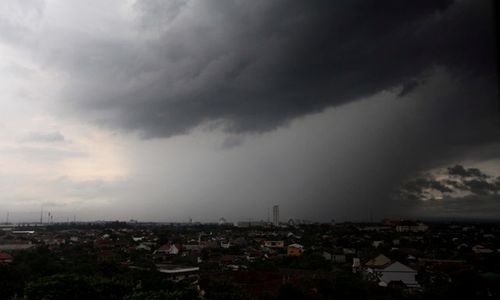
[[0, 213, 499, 299], [0, 0, 499, 299]]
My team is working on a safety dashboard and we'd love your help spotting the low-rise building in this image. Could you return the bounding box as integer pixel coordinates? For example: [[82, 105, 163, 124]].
[[156, 264, 199, 282], [367, 261, 420, 289], [155, 244, 180, 255]]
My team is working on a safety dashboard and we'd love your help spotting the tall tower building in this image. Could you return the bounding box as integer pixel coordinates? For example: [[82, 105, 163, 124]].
[[273, 205, 279, 226]]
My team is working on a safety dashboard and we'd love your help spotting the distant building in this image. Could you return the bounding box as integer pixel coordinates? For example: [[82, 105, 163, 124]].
[[136, 244, 151, 251], [237, 221, 267, 228], [367, 261, 420, 289], [352, 257, 361, 273], [183, 243, 202, 251], [156, 264, 199, 282], [273, 205, 279, 226], [364, 254, 420, 289], [264, 240, 284, 248], [323, 251, 346, 264], [472, 245, 494, 254], [12, 230, 35, 234], [155, 244, 180, 255], [394, 220, 429, 232]]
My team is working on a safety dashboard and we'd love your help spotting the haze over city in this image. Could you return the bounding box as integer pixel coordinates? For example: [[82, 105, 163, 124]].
[[0, 0, 498, 223]]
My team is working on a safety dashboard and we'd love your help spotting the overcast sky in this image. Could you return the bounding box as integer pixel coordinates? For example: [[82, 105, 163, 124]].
[[0, 0, 498, 223]]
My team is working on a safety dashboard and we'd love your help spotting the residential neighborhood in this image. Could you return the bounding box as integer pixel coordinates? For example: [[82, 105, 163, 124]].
[[0, 219, 499, 299]]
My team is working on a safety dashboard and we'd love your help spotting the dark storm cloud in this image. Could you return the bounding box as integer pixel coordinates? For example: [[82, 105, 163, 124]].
[[57, 0, 497, 139], [448, 165, 489, 178], [402, 178, 453, 194], [221, 135, 244, 149], [17, 0, 495, 221]]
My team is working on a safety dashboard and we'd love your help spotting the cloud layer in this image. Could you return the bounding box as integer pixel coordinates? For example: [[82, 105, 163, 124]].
[[49, 0, 496, 138], [0, 0, 498, 221]]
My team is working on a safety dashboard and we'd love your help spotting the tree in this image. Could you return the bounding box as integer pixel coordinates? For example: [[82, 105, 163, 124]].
[[0, 264, 24, 300], [24, 274, 97, 300]]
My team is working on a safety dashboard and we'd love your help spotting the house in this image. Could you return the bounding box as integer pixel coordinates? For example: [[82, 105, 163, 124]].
[[472, 245, 494, 254], [352, 258, 361, 273], [136, 243, 151, 251], [367, 261, 420, 289], [132, 237, 144, 242], [220, 241, 231, 249], [287, 244, 303, 256], [183, 243, 202, 252], [0, 251, 13, 263], [364, 254, 420, 289], [155, 244, 180, 255], [156, 264, 199, 282]]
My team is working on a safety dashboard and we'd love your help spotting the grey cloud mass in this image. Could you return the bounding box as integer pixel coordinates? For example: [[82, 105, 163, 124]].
[[55, 0, 496, 139], [52, 0, 499, 220]]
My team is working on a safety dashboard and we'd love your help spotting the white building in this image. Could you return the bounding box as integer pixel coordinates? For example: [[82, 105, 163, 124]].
[[365, 259, 420, 289], [156, 264, 199, 282], [155, 244, 180, 255], [377, 261, 420, 288]]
